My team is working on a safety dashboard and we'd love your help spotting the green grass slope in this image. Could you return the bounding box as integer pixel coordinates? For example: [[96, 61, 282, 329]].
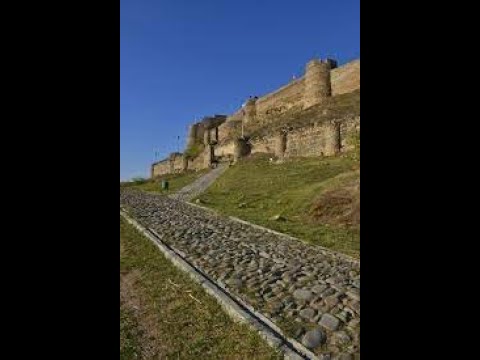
[[195, 154, 360, 258], [122, 169, 209, 194]]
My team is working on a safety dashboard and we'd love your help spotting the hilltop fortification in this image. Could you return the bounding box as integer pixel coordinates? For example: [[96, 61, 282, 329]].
[[152, 58, 360, 177]]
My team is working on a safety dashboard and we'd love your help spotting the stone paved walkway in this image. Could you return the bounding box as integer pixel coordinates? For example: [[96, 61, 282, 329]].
[[120, 188, 360, 359], [169, 163, 229, 202]]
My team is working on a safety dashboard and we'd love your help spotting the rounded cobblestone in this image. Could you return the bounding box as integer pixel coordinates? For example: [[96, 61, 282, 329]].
[[120, 188, 360, 357]]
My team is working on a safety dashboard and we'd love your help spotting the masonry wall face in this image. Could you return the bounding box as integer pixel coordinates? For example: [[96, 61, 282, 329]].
[[248, 116, 360, 159], [217, 121, 240, 144], [255, 79, 305, 119], [152, 116, 359, 177], [172, 156, 184, 172], [250, 137, 277, 155], [150, 59, 360, 177], [285, 116, 359, 157], [340, 116, 361, 152], [251, 59, 360, 114], [219, 59, 359, 133], [188, 154, 204, 171], [215, 141, 235, 158], [285, 124, 329, 157], [152, 160, 171, 177], [152, 154, 188, 177], [331, 60, 360, 95]]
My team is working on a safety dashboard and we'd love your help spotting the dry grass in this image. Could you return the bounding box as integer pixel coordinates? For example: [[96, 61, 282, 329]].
[[310, 176, 360, 227]]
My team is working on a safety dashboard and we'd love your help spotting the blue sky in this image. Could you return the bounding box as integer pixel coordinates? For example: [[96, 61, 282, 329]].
[[120, 0, 360, 181]]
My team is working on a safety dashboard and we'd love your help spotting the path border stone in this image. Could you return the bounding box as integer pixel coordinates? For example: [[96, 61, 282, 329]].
[[120, 208, 322, 360]]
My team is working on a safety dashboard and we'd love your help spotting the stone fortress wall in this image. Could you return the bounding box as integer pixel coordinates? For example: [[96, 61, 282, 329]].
[[151, 152, 185, 177], [152, 57, 360, 177], [331, 59, 360, 96], [240, 58, 360, 127], [248, 115, 359, 159]]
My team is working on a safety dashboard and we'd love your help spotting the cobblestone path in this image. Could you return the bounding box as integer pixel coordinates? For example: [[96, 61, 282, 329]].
[[120, 188, 360, 359], [169, 163, 229, 202]]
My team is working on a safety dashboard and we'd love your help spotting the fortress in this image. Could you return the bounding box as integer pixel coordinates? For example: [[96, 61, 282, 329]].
[[151, 57, 360, 177]]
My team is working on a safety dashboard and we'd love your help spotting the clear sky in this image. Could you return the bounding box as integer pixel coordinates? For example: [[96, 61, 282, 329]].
[[120, 0, 360, 181]]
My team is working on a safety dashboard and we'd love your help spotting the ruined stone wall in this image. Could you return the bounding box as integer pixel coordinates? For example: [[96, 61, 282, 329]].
[[242, 115, 359, 160], [215, 59, 359, 144], [188, 153, 205, 171], [221, 59, 359, 133], [152, 152, 212, 177], [250, 136, 277, 155], [151, 59, 359, 176], [340, 116, 360, 152], [285, 116, 359, 157], [153, 116, 359, 177], [215, 141, 235, 158], [151, 153, 188, 177], [252, 59, 359, 114], [285, 123, 330, 157], [218, 120, 241, 144], [152, 159, 171, 177], [205, 127, 219, 144], [172, 156, 184, 173], [212, 115, 359, 161]]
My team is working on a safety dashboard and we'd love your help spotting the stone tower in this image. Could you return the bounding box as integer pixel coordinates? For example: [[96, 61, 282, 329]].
[[303, 59, 333, 109]]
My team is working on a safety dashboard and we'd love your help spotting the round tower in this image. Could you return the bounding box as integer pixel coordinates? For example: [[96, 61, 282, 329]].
[[303, 59, 332, 109], [243, 97, 257, 124]]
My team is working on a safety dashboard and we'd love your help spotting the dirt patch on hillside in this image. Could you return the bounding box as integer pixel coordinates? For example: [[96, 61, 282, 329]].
[[310, 177, 360, 227], [120, 269, 167, 359]]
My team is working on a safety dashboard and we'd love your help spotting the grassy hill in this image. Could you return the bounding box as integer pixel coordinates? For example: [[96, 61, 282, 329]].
[[121, 169, 209, 194], [194, 154, 360, 258]]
